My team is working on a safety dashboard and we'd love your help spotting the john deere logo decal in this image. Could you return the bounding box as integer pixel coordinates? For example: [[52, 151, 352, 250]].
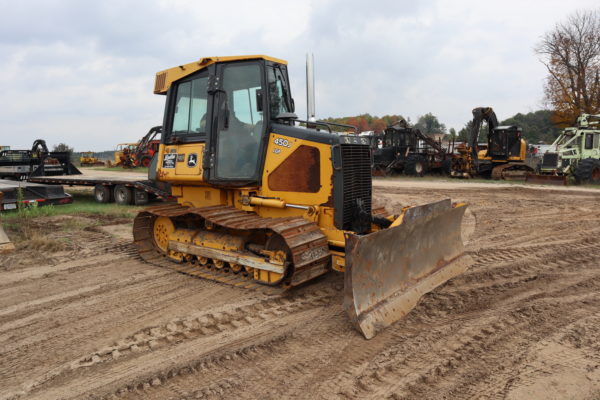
[[187, 153, 198, 167]]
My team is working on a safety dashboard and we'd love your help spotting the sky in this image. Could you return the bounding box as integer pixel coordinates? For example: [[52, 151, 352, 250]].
[[0, 0, 598, 151]]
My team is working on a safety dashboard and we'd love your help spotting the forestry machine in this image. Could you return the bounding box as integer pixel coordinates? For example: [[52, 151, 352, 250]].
[[451, 107, 534, 180], [133, 55, 471, 339], [372, 119, 452, 176], [526, 114, 600, 185]]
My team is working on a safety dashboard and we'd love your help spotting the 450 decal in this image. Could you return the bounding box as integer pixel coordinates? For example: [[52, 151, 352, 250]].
[[273, 137, 292, 148]]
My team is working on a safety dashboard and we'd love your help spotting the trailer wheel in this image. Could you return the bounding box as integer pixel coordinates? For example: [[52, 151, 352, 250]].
[[94, 184, 113, 203], [574, 158, 600, 185], [404, 156, 428, 177], [134, 189, 149, 205], [114, 185, 134, 205]]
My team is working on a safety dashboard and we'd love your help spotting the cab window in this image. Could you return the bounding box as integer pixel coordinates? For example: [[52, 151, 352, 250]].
[[585, 133, 593, 149], [171, 73, 209, 137], [267, 66, 290, 118]]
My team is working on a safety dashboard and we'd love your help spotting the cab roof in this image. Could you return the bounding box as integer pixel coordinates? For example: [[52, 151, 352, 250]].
[[153, 55, 287, 95]]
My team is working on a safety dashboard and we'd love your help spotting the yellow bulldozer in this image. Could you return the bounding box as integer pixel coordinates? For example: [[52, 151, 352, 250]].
[[133, 55, 471, 339], [79, 151, 105, 167], [107, 143, 137, 168]]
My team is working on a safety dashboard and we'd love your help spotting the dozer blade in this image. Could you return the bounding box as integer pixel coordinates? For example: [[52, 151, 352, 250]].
[[0, 224, 15, 254], [525, 173, 567, 186], [344, 199, 472, 339]]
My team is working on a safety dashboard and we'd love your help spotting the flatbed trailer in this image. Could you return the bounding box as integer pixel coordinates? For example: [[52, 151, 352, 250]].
[[27, 175, 172, 205], [0, 179, 73, 211]]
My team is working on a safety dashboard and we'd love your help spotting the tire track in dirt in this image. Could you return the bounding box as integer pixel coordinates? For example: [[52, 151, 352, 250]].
[[138, 299, 351, 400], [8, 274, 342, 400], [293, 185, 600, 399], [7, 326, 294, 400], [70, 287, 338, 371], [425, 294, 600, 400], [4, 183, 600, 399], [455, 238, 600, 289], [0, 263, 216, 397], [21, 306, 339, 400], [326, 283, 600, 400], [0, 253, 130, 288], [0, 267, 170, 326]]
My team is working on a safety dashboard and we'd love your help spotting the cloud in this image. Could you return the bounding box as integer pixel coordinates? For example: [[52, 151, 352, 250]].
[[0, 0, 597, 150]]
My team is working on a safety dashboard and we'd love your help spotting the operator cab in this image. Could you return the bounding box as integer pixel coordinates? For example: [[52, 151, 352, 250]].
[[158, 56, 294, 185], [488, 125, 522, 160]]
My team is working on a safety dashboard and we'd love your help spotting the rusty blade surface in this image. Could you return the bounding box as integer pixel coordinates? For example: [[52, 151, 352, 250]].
[[344, 199, 472, 339], [525, 174, 568, 186]]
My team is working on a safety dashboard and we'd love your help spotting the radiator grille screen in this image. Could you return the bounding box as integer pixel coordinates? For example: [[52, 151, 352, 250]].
[[340, 144, 372, 231], [542, 153, 559, 168]]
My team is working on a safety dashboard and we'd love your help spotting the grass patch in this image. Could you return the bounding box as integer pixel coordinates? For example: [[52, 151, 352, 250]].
[[0, 190, 141, 255], [15, 232, 71, 252], [61, 217, 102, 232], [1, 193, 142, 221]]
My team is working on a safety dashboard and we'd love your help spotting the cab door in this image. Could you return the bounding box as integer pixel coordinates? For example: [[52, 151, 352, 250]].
[[209, 60, 268, 185]]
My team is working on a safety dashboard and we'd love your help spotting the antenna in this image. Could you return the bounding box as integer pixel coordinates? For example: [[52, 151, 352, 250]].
[[306, 53, 316, 122]]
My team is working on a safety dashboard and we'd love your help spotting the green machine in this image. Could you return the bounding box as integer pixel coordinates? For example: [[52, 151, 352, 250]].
[[527, 114, 600, 185]]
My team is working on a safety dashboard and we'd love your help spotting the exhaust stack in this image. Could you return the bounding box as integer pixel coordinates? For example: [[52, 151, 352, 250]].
[[306, 53, 316, 122]]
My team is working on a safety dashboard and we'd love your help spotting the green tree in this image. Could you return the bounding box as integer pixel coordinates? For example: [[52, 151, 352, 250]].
[[500, 110, 561, 144], [535, 9, 600, 126], [448, 127, 457, 140], [52, 143, 74, 153], [414, 113, 447, 133], [457, 122, 471, 142]]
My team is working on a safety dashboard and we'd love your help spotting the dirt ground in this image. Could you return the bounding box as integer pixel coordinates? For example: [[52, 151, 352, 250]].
[[2, 180, 600, 400]]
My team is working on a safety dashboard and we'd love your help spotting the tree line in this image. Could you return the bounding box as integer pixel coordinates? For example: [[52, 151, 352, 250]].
[[322, 113, 448, 135], [324, 109, 562, 144]]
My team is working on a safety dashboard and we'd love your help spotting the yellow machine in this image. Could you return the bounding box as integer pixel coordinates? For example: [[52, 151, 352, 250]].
[[134, 55, 471, 339], [79, 151, 105, 167], [451, 107, 533, 180], [111, 143, 137, 168]]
